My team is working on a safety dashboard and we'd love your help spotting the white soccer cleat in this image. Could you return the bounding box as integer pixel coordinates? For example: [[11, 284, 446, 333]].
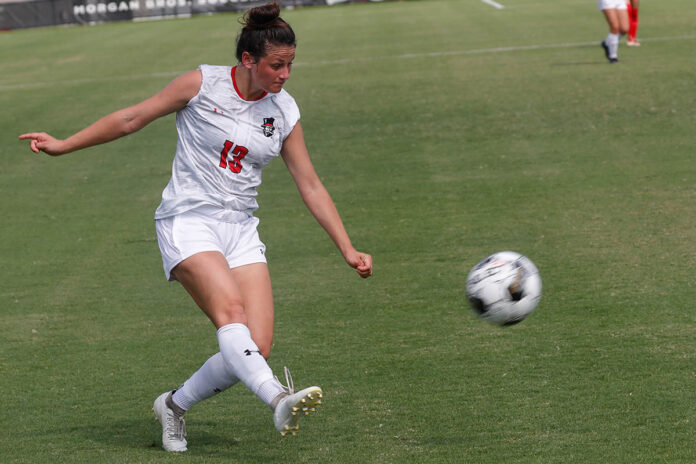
[[153, 392, 187, 452], [272, 367, 323, 437]]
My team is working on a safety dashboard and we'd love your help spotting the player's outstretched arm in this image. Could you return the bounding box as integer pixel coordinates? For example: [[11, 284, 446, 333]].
[[281, 122, 373, 278], [19, 70, 202, 156]]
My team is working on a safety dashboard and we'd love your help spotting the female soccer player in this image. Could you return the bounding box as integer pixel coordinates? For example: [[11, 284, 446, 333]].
[[19, 2, 372, 452], [626, 0, 640, 46], [598, 0, 630, 63]]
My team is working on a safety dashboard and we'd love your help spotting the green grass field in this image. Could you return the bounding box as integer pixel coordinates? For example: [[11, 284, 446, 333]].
[[2, 0, 696, 462]]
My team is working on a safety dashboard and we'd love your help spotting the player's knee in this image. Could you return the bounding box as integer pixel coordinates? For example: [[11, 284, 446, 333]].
[[215, 300, 248, 326]]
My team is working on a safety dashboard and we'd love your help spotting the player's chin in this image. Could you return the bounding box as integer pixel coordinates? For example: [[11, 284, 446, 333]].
[[268, 82, 286, 93]]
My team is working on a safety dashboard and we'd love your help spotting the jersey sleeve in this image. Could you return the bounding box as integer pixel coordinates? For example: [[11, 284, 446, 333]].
[[190, 64, 214, 106], [276, 90, 301, 141], [179, 64, 209, 110]]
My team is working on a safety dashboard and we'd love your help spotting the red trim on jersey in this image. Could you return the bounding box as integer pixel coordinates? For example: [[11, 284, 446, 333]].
[[231, 66, 267, 101]]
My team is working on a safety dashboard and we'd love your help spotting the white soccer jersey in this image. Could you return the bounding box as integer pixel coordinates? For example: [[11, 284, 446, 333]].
[[154, 65, 300, 222]]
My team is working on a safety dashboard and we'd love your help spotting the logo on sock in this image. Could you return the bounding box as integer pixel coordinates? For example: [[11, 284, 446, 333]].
[[244, 349, 261, 356]]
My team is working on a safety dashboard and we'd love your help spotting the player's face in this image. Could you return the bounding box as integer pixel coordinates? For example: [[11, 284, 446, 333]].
[[252, 45, 295, 94]]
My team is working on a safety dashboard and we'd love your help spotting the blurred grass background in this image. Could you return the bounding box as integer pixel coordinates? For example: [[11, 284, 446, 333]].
[[1, 0, 695, 462]]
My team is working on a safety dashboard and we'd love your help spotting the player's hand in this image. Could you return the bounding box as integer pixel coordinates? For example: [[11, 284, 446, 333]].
[[18, 132, 68, 156], [345, 249, 373, 278]]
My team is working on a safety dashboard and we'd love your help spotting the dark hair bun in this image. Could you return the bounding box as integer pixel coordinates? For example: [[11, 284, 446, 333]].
[[243, 2, 281, 30], [235, 2, 295, 62]]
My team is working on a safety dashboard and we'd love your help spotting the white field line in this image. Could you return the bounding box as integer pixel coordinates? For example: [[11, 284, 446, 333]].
[[481, 0, 505, 9], [2, 35, 695, 92], [0, 71, 183, 91], [505, 0, 590, 8], [297, 34, 696, 66]]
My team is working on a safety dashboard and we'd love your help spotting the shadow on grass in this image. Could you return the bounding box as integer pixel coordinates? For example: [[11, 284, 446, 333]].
[[550, 61, 611, 66], [71, 417, 243, 455], [70, 417, 298, 461]]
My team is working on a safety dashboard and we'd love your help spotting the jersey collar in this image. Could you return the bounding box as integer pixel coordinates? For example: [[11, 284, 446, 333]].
[[231, 66, 268, 102]]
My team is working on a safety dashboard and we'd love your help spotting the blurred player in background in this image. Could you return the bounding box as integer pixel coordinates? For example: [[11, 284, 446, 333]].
[[598, 0, 629, 63], [19, 1, 372, 453], [626, 0, 640, 46]]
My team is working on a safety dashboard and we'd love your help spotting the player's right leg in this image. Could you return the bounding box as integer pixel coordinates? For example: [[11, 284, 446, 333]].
[[153, 352, 240, 452], [174, 253, 323, 431], [601, 8, 622, 62], [153, 391, 187, 452], [154, 214, 321, 448], [153, 215, 248, 451]]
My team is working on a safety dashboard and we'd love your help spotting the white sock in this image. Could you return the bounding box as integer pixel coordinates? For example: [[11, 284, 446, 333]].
[[171, 352, 240, 411], [606, 33, 620, 59], [216, 323, 286, 407]]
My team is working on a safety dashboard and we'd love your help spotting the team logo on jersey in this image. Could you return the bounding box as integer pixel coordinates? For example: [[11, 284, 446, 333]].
[[261, 118, 275, 137]]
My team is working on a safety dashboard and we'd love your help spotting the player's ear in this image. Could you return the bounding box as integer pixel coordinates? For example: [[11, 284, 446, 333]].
[[241, 51, 257, 69]]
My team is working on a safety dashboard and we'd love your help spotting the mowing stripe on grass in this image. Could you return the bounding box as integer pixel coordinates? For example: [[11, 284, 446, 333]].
[[2, 34, 695, 91]]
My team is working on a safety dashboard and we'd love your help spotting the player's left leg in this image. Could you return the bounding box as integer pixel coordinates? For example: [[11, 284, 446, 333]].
[[231, 263, 323, 436], [230, 262, 275, 358], [172, 254, 287, 403], [164, 261, 277, 415], [627, 0, 640, 45], [617, 7, 629, 36]]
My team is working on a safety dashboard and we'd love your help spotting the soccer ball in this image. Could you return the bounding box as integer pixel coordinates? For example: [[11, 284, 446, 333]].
[[466, 251, 542, 326]]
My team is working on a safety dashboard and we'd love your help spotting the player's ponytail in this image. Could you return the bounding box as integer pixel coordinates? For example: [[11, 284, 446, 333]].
[[236, 2, 296, 62]]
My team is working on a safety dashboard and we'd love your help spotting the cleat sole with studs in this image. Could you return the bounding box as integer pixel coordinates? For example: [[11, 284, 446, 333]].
[[275, 387, 323, 437]]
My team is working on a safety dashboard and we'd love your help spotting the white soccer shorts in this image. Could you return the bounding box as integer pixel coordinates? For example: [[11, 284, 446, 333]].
[[598, 0, 627, 10], [156, 209, 267, 281]]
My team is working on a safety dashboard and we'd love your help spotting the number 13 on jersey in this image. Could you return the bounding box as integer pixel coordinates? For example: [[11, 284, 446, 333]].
[[219, 140, 248, 174]]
